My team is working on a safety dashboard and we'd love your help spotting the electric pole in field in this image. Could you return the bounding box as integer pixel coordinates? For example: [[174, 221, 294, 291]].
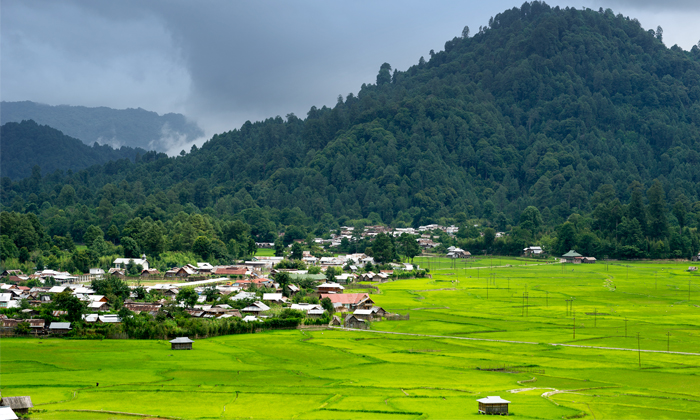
[[637, 332, 641, 368]]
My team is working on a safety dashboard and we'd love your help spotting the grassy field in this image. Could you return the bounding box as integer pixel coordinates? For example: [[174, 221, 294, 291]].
[[2, 257, 700, 419]]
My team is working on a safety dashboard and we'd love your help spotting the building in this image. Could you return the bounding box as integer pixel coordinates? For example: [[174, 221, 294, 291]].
[[582, 257, 597, 264], [0, 396, 32, 415], [316, 283, 344, 294], [170, 337, 194, 350], [343, 314, 368, 329], [476, 396, 510, 415], [320, 293, 373, 311], [113, 257, 149, 270], [48, 322, 71, 334], [561, 250, 583, 263], [523, 246, 544, 257]]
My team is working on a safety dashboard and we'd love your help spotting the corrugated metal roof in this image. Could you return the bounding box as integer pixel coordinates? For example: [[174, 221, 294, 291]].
[[169, 337, 193, 344], [476, 396, 510, 404], [1, 396, 33, 409], [49, 322, 71, 329]]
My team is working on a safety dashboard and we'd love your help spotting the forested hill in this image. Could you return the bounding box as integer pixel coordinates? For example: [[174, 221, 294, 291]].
[[0, 101, 203, 152], [3, 3, 700, 259], [0, 120, 148, 180]]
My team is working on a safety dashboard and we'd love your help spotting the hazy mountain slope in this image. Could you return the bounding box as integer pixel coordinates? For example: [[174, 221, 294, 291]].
[[1, 120, 148, 180], [0, 101, 204, 152]]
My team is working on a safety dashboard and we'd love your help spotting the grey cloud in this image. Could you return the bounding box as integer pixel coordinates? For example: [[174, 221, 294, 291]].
[[3, 0, 700, 146]]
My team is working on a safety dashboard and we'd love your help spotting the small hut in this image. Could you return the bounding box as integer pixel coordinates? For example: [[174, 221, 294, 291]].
[[0, 395, 33, 415], [169, 337, 194, 350], [329, 315, 342, 326], [477, 396, 510, 415]]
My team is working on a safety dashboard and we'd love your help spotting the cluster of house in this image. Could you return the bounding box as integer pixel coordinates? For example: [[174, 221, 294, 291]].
[[310, 224, 461, 248]]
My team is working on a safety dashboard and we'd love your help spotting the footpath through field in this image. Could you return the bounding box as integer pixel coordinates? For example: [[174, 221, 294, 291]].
[[334, 327, 700, 356]]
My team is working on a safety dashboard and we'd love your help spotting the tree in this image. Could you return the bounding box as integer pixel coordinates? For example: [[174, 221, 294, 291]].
[[398, 233, 421, 262], [121, 236, 140, 258], [321, 297, 334, 314], [556, 222, 577, 254], [92, 277, 130, 303], [15, 321, 31, 335], [203, 286, 219, 302], [372, 233, 396, 264], [192, 236, 211, 259], [71, 249, 97, 273], [177, 287, 198, 308], [628, 185, 647, 234], [54, 290, 85, 323], [290, 242, 303, 260], [377, 63, 392, 86], [106, 224, 120, 243], [483, 228, 496, 249], [325, 267, 337, 282], [462, 25, 470, 38], [1, 235, 18, 260], [647, 181, 668, 239], [274, 238, 285, 257], [83, 225, 104, 245], [672, 202, 687, 232], [18, 246, 30, 263], [276, 272, 291, 297], [519, 206, 543, 231]]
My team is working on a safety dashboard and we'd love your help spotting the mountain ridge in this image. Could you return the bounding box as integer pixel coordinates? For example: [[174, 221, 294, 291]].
[[0, 120, 148, 180], [0, 101, 204, 153]]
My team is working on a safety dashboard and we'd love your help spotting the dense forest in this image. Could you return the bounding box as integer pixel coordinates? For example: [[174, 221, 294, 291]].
[[1, 120, 148, 180], [2, 2, 700, 268], [1, 101, 203, 152]]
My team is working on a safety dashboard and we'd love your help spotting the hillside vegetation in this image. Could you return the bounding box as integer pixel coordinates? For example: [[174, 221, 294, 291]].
[[1, 120, 148, 180], [2, 2, 700, 263], [1, 101, 203, 152]]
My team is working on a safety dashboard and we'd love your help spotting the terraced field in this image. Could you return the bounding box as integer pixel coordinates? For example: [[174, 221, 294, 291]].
[[2, 258, 700, 419]]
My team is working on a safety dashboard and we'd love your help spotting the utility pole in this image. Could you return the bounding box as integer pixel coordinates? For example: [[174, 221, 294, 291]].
[[637, 332, 641, 368], [594, 308, 597, 327]]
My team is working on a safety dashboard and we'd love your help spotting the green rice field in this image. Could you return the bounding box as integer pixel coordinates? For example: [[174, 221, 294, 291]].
[[2, 257, 700, 419]]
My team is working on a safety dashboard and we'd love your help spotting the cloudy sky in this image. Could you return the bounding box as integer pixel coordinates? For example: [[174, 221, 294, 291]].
[[3, 0, 700, 150]]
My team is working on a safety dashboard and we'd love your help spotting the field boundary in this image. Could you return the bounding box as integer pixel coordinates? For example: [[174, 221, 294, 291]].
[[332, 328, 700, 356]]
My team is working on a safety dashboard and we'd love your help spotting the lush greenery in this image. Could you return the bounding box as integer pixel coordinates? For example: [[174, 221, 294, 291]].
[[0, 101, 203, 152], [3, 257, 700, 419], [3, 3, 700, 267], [0, 120, 148, 180]]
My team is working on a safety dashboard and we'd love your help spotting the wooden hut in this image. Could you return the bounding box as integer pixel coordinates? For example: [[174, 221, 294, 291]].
[[169, 337, 194, 350], [344, 314, 368, 330], [0, 395, 33, 415], [329, 315, 342, 326], [476, 396, 510, 415]]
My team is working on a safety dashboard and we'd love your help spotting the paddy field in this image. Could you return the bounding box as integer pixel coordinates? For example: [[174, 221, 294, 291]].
[[2, 257, 700, 419]]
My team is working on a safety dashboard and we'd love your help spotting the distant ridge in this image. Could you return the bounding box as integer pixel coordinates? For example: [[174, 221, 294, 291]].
[[0, 101, 203, 153], [0, 120, 149, 180]]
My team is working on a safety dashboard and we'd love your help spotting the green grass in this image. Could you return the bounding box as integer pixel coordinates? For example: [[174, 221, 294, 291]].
[[3, 258, 700, 419]]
